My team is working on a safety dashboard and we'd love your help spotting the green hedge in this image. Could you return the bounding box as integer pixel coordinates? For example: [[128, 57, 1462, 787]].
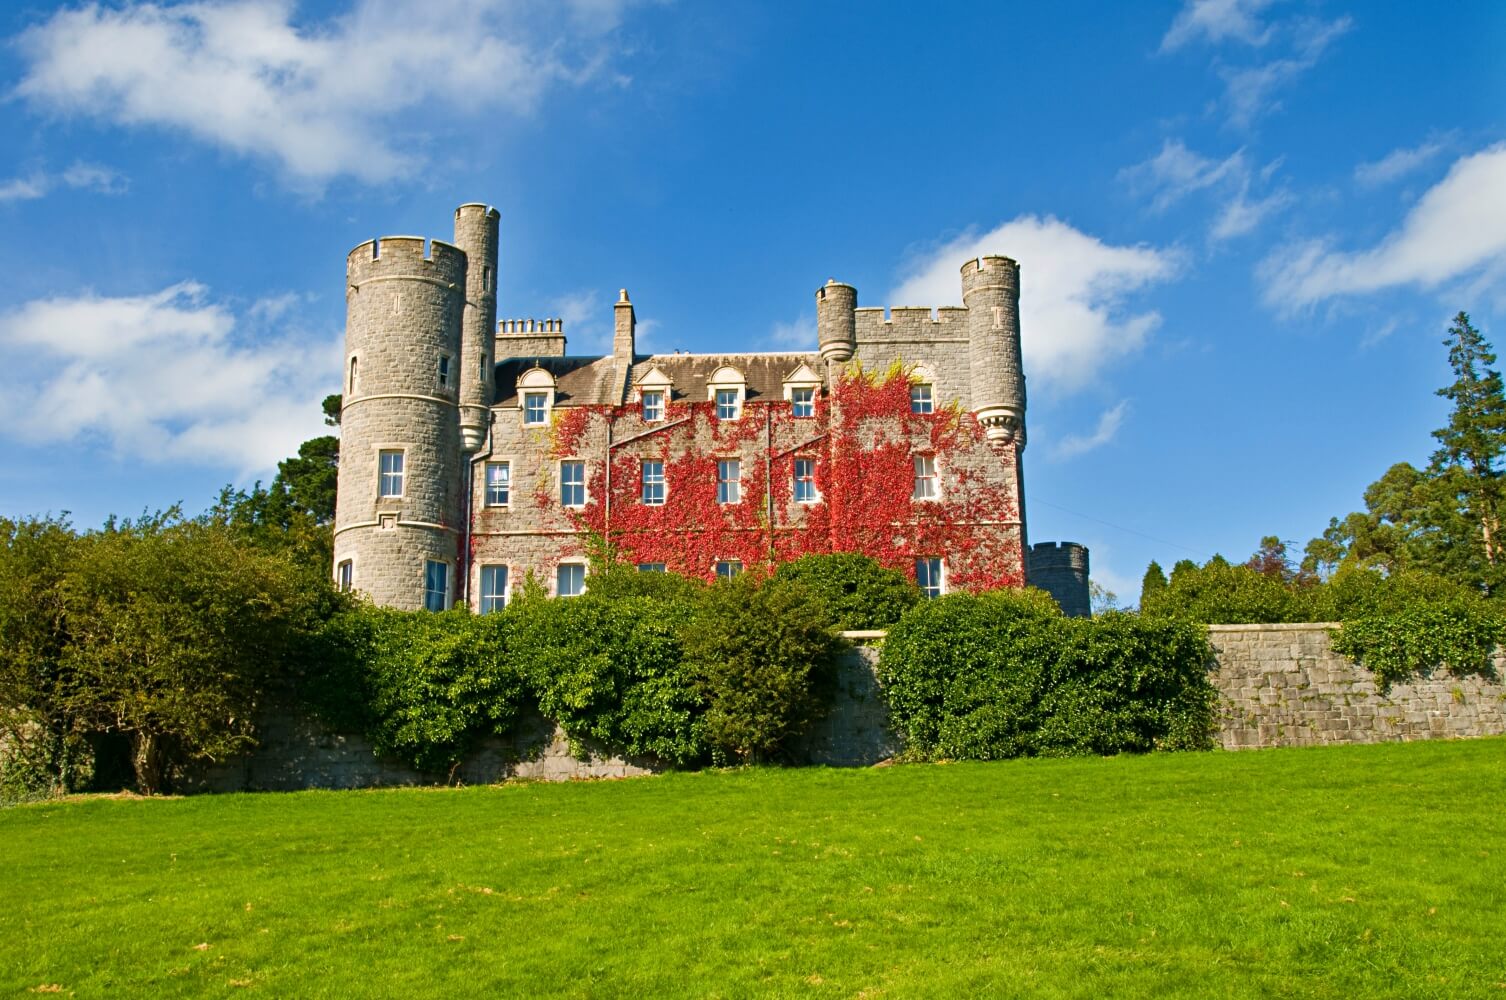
[[771, 553, 920, 630], [878, 589, 1216, 760]]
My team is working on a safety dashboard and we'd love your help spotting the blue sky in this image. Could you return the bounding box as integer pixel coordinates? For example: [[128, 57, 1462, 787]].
[[1, 0, 1503, 603]]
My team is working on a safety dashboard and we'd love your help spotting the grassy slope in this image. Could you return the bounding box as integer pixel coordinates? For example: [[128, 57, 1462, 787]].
[[2, 740, 1504, 999]]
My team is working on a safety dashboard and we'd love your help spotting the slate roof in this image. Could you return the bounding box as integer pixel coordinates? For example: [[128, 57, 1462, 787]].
[[493, 351, 824, 407]]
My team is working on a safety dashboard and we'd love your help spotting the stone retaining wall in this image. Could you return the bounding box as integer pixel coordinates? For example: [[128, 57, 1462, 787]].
[[1209, 623, 1506, 749]]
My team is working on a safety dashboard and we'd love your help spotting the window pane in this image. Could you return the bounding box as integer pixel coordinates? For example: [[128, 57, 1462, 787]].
[[486, 462, 510, 506], [524, 393, 547, 424], [911, 384, 934, 414], [794, 458, 817, 503], [637, 563, 666, 573], [642, 391, 663, 421], [438, 355, 451, 388], [337, 560, 353, 592], [717, 459, 741, 504], [916, 558, 943, 598], [480, 565, 508, 613], [557, 563, 585, 597], [424, 560, 448, 611], [561, 461, 585, 506], [716, 388, 738, 419], [715, 560, 742, 579], [642, 460, 665, 505], [913, 454, 936, 500], [379, 450, 404, 497], [791, 386, 814, 417]]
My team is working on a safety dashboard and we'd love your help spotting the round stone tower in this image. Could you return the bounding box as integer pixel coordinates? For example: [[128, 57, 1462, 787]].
[[1027, 541, 1091, 618], [334, 235, 467, 610], [452, 203, 500, 452], [961, 256, 1026, 448], [816, 279, 857, 366]]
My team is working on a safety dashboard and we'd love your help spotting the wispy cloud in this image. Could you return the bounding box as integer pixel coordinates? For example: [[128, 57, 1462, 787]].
[[1261, 143, 1506, 310], [0, 161, 126, 202], [889, 218, 1179, 395], [0, 283, 338, 473], [1121, 139, 1291, 240], [1161, 0, 1279, 52], [1355, 138, 1449, 187], [1219, 16, 1352, 128], [1052, 401, 1130, 460], [765, 314, 815, 352], [13, 0, 650, 186]]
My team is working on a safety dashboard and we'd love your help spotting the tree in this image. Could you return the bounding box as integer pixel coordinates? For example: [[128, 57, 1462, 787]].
[[1431, 311, 1506, 576], [1140, 561, 1168, 603]]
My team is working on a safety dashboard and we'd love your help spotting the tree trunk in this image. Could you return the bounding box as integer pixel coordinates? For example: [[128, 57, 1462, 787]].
[[131, 732, 170, 795]]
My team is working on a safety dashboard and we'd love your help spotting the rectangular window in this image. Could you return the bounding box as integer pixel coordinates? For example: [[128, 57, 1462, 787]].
[[480, 565, 509, 613], [793, 458, 818, 503], [641, 460, 665, 505], [336, 560, 353, 593], [560, 460, 586, 507], [916, 557, 944, 598], [557, 563, 585, 597], [913, 454, 937, 500], [637, 563, 666, 573], [485, 461, 510, 506], [641, 390, 664, 422], [480, 353, 488, 382], [523, 392, 548, 425], [482, 265, 492, 292], [790, 386, 815, 418], [717, 459, 741, 504], [715, 388, 740, 420], [438, 354, 452, 389], [378, 450, 404, 498], [715, 560, 742, 580], [911, 383, 934, 414], [424, 560, 449, 611]]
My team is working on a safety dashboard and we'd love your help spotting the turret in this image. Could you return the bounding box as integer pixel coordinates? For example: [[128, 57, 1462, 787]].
[[333, 236, 467, 610], [1027, 541, 1090, 618], [453, 203, 500, 452], [961, 256, 1026, 448], [816, 279, 856, 366]]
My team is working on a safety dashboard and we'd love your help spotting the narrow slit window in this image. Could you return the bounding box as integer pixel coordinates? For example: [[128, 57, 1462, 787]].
[[336, 560, 353, 593], [438, 354, 453, 390], [348, 356, 358, 394]]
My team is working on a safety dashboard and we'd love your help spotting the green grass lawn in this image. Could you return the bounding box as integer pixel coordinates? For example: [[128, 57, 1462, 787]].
[[3, 740, 1504, 999]]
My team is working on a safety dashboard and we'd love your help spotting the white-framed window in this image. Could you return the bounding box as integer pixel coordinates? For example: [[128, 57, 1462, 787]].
[[916, 557, 944, 598], [560, 460, 586, 507], [717, 459, 741, 504], [715, 388, 740, 420], [557, 562, 586, 597], [794, 458, 818, 503], [642, 460, 665, 505], [378, 450, 404, 498], [791, 386, 815, 418], [523, 392, 548, 425], [438, 354, 453, 390], [348, 356, 358, 394], [913, 454, 937, 500], [424, 560, 449, 611], [638, 563, 666, 573], [485, 461, 510, 506], [336, 559, 353, 592], [911, 383, 934, 414], [641, 390, 664, 422], [480, 565, 509, 613], [715, 559, 742, 580]]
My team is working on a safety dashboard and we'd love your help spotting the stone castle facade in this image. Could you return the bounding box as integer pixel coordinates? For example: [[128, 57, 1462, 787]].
[[333, 203, 1089, 612]]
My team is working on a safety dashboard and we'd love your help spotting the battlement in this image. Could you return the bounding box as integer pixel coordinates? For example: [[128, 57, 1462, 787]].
[[961, 254, 1020, 296], [1027, 541, 1091, 618], [1028, 540, 1089, 568], [497, 318, 566, 359], [455, 202, 500, 222], [347, 236, 467, 286], [853, 305, 970, 341]]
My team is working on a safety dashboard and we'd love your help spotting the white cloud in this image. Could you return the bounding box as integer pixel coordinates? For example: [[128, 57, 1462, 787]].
[[0, 282, 338, 473], [1161, 0, 1278, 52], [1121, 139, 1291, 240], [550, 290, 608, 353], [1262, 143, 1506, 309], [1052, 401, 1129, 460], [1219, 16, 1351, 127], [766, 314, 815, 352], [889, 217, 1179, 394], [13, 0, 647, 185], [1355, 139, 1448, 187], [0, 161, 125, 202]]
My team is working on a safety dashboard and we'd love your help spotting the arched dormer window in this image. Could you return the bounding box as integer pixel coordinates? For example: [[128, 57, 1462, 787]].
[[707, 365, 747, 420], [518, 366, 557, 426]]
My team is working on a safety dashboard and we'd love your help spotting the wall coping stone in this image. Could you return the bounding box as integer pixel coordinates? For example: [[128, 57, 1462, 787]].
[[1208, 622, 1340, 632]]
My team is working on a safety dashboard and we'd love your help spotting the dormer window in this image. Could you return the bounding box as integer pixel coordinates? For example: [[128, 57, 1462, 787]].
[[707, 365, 747, 421], [782, 362, 821, 418], [634, 365, 674, 423], [517, 366, 557, 425]]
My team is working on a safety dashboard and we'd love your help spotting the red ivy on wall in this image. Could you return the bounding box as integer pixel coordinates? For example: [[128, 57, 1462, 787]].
[[540, 368, 1024, 590]]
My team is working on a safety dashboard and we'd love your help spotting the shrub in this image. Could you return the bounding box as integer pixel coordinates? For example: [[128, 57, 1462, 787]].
[[312, 606, 528, 776], [771, 553, 920, 630], [511, 590, 705, 765], [1328, 573, 1504, 689], [879, 590, 1216, 760], [685, 577, 844, 763], [1141, 555, 1314, 623]]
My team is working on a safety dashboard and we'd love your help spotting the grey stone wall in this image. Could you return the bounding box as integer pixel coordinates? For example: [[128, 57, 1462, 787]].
[[1027, 541, 1091, 618], [1210, 623, 1506, 749]]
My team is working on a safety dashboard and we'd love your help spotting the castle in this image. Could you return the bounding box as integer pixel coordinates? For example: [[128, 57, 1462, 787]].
[[332, 203, 1089, 614]]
